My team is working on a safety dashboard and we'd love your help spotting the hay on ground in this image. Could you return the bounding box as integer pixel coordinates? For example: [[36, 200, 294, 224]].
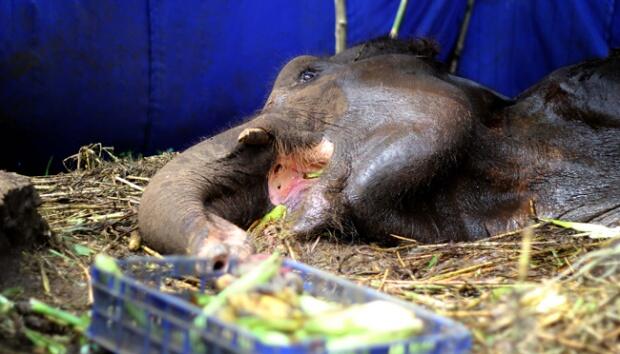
[[3, 144, 618, 353]]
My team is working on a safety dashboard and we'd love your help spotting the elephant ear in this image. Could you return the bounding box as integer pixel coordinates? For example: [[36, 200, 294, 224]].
[[446, 74, 514, 126]]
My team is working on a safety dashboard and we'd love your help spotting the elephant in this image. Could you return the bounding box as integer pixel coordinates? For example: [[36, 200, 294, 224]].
[[138, 38, 620, 267]]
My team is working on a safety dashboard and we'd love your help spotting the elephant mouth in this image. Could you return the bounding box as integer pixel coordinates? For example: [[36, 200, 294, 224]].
[[267, 138, 334, 210]]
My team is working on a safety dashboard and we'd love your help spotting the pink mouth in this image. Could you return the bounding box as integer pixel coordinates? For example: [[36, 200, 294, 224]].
[[267, 139, 333, 210], [271, 176, 313, 209], [268, 160, 318, 209]]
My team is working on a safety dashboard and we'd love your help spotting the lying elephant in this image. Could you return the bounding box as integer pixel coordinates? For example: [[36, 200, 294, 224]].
[[138, 38, 620, 264]]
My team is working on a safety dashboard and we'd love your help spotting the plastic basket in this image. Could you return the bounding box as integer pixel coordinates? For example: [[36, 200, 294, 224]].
[[88, 256, 471, 353]]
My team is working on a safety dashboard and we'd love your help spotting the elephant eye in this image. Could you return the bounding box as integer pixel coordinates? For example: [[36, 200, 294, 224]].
[[299, 69, 317, 83]]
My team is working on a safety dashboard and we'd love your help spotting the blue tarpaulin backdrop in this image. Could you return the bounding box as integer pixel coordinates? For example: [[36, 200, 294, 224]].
[[1, 0, 619, 173]]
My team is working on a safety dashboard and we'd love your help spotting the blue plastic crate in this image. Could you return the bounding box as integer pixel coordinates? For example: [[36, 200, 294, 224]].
[[88, 256, 471, 354]]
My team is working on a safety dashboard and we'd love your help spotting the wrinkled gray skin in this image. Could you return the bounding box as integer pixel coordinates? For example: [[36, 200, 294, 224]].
[[138, 39, 620, 265]]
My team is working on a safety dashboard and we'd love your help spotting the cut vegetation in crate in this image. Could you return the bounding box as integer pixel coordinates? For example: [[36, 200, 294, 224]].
[[89, 253, 471, 353]]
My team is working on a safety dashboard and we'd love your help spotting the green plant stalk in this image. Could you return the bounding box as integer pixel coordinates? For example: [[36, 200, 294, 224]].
[[0, 294, 14, 315], [251, 205, 287, 233], [93, 253, 122, 275], [540, 217, 620, 238], [29, 298, 89, 332], [93, 254, 148, 326], [327, 328, 417, 352], [390, 0, 409, 38], [44, 156, 54, 176], [24, 328, 67, 354], [190, 253, 282, 349], [303, 169, 324, 179], [196, 252, 282, 322], [236, 316, 302, 333], [334, 0, 347, 54]]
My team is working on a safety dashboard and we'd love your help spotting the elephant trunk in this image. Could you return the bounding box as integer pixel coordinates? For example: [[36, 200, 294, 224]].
[[138, 122, 274, 258]]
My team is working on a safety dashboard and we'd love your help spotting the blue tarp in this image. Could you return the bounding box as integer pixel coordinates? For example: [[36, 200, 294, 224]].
[[459, 0, 618, 97], [1, 0, 619, 173]]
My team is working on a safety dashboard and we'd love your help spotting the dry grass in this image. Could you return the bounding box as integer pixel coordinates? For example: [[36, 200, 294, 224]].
[[4, 144, 618, 353], [257, 222, 619, 353]]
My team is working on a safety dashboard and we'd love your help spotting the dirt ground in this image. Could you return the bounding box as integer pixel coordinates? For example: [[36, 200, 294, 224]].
[[0, 145, 618, 353]]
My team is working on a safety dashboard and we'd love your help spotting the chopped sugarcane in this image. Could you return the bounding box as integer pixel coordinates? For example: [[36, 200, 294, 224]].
[[29, 298, 89, 332], [194, 252, 282, 328]]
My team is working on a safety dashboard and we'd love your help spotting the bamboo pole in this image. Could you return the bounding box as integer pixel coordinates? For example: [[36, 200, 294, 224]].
[[334, 0, 347, 54], [450, 0, 476, 73], [389, 0, 409, 39]]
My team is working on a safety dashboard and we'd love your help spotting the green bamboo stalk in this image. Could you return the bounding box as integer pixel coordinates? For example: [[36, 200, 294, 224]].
[[29, 298, 89, 331], [390, 0, 409, 39], [450, 0, 476, 73], [334, 0, 347, 53]]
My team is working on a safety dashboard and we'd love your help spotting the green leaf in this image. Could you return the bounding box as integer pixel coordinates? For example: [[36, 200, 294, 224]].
[[427, 254, 439, 269], [248, 205, 288, 234], [263, 204, 287, 222], [73, 244, 95, 257]]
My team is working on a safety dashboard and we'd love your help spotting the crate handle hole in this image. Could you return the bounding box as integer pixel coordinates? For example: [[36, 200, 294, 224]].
[[212, 258, 226, 272]]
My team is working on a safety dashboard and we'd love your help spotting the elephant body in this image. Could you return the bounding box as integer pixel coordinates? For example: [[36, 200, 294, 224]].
[[138, 39, 620, 262]]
